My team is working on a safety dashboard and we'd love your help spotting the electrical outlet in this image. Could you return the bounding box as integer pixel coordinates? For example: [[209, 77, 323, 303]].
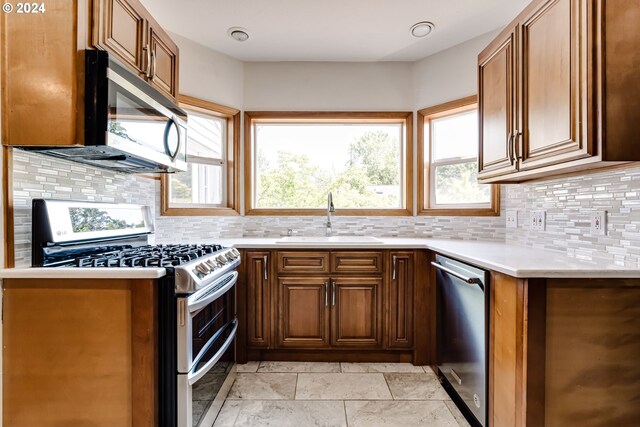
[[506, 210, 518, 228], [529, 210, 546, 231], [590, 210, 607, 235]]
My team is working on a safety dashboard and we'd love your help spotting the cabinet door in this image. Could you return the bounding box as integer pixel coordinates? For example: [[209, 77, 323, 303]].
[[331, 277, 383, 348], [246, 251, 272, 348], [519, 0, 591, 170], [387, 251, 414, 349], [478, 26, 519, 179], [277, 277, 330, 348], [148, 23, 179, 99], [94, 0, 146, 73]]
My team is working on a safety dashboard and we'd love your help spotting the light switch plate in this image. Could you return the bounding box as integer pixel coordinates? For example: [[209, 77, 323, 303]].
[[529, 210, 546, 231], [590, 210, 607, 235], [506, 210, 518, 228]]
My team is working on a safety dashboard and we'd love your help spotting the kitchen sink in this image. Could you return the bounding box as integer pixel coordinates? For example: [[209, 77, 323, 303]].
[[276, 236, 382, 244]]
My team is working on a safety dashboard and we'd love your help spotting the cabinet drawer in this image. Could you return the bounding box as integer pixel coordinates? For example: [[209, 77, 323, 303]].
[[331, 251, 383, 274], [277, 251, 330, 274]]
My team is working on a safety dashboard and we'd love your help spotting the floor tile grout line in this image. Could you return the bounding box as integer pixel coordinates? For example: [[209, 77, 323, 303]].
[[293, 372, 299, 400], [343, 400, 349, 427], [381, 372, 395, 400]]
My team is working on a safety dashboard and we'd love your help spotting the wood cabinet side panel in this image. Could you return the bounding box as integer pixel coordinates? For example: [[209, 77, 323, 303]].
[[3, 279, 157, 427], [602, 0, 640, 160], [544, 279, 640, 427], [490, 272, 522, 427], [2, 1, 85, 146]]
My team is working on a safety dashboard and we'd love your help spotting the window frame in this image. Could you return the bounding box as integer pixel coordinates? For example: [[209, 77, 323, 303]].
[[417, 96, 500, 216], [243, 111, 414, 216], [160, 95, 241, 216]]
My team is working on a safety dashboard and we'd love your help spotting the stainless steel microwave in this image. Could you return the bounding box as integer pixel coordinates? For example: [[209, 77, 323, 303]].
[[24, 50, 188, 173]]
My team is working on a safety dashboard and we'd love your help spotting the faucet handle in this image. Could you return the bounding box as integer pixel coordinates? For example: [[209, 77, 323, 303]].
[[287, 228, 293, 237]]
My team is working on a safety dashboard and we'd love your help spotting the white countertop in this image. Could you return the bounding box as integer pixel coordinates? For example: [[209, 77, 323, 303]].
[[0, 267, 167, 279], [1, 238, 637, 279], [214, 237, 639, 279]]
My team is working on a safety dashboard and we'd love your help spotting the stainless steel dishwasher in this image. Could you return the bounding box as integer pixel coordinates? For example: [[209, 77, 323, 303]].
[[433, 254, 489, 427]]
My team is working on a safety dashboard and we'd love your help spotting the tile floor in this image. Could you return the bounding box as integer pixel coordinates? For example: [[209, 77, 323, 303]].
[[214, 362, 471, 427]]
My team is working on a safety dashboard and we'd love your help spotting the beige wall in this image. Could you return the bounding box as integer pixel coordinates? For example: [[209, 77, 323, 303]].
[[243, 62, 414, 111], [412, 29, 499, 109], [170, 32, 244, 109]]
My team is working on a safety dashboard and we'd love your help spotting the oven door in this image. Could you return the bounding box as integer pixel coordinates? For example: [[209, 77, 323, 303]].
[[177, 271, 238, 427]]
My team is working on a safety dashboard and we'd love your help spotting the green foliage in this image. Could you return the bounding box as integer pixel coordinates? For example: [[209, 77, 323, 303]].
[[348, 130, 400, 185], [170, 165, 193, 203], [69, 208, 144, 233], [256, 130, 401, 209], [434, 162, 490, 204]]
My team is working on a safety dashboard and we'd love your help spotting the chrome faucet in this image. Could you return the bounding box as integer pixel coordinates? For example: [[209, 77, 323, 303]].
[[326, 192, 335, 236]]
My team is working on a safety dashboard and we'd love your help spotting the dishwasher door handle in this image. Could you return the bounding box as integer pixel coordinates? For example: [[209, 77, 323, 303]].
[[431, 261, 484, 290]]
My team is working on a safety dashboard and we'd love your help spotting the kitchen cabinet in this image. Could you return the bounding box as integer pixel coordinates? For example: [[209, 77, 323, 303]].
[[244, 250, 272, 349], [487, 272, 640, 427], [94, 0, 179, 100], [275, 250, 385, 350], [1, 0, 179, 148], [277, 276, 331, 348], [244, 249, 419, 354], [331, 277, 383, 348], [3, 278, 157, 427], [478, 0, 640, 183], [387, 251, 414, 348]]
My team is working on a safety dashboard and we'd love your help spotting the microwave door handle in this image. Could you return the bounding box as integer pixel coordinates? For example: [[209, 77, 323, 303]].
[[187, 271, 238, 313], [164, 117, 182, 161], [188, 319, 238, 386]]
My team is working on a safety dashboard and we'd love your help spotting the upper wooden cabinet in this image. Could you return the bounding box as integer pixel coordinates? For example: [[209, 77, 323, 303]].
[[478, 25, 519, 178], [1, 0, 180, 148], [478, 0, 640, 183], [93, 0, 179, 100]]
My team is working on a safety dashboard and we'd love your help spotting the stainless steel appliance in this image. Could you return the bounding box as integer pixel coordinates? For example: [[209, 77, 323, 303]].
[[23, 50, 188, 173], [433, 254, 488, 427], [32, 199, 240, 427]]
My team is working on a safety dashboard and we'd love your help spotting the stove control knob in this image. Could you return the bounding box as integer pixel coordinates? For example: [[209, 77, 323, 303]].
[[195, 263, 209, 275], [205, 259, 217, 269], [216, 255, 227, 264], [230, 248, 240, 257]]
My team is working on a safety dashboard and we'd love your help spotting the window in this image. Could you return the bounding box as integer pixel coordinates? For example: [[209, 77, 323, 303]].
[[244, 112, 413, 216], [418, 96, 499, 216], [161, 96, 240, 216]]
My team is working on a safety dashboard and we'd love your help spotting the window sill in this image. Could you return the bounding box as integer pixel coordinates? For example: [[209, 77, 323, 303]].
[[245, 208, 413, 217], [417, 206, 500, 216], [160, 207, 240, 217]]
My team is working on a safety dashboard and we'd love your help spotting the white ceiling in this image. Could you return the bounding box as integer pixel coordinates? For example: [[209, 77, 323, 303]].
[[141, 0, 529, 62]]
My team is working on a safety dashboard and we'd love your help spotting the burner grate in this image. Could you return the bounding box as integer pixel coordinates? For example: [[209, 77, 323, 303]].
[[72, 244, 224, 268]]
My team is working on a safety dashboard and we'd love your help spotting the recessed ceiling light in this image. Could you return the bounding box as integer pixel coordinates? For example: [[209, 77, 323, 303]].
[[410, 21, 435, 38], [228, 27, 249, 42]]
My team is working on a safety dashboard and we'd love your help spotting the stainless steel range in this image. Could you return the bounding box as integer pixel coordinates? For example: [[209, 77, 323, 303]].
[[32, 199, 240, 427]]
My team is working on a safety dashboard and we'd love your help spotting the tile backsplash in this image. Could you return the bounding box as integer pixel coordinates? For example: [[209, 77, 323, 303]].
[[11, 150, 156, 267], [504, 164, 640, 267], [11, 150, 640, 268]]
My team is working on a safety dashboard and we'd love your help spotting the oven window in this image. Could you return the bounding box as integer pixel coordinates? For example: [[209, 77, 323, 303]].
[[191, 291, 234, 364]]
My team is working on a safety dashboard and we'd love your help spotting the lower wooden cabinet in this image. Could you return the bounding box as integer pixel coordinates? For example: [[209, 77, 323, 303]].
[[245, 250, 272, 348], [243, 249, 418, 353], [387, 251, 414, 348], [331, 277, 383, 348], [277, 277, 331, 348]]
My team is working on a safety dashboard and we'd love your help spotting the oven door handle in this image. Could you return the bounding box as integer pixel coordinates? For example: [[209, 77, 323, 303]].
[[187, 271, 238, 313], [188, 319, 238, 386]]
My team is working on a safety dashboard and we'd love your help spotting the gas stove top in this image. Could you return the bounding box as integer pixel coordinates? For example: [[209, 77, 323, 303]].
[[74, 244, 225, 268]]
